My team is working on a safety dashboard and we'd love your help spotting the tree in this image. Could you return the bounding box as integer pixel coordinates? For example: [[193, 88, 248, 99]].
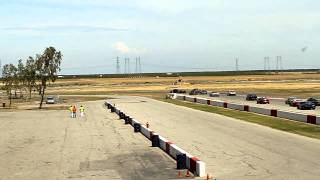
[[2, 64, 18, 106], [35, 47, 62, 109], [17, 59, 26, 98], [24, 57, 37, 99]]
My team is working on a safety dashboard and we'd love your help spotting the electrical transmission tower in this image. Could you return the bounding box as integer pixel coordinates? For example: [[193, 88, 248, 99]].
[[116, 56, 120, 74], [275, 56, 283, 72], [135, 57, 142, 73], [235, 58, 239, 71], [124, 58, 130, 74], [264, 56, 270, 70]]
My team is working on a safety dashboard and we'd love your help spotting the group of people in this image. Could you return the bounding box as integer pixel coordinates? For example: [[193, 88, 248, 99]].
[[69, 105, 85, 118]]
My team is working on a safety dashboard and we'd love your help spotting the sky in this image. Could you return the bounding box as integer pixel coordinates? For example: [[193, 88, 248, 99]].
[[0, 0, 320, 74]]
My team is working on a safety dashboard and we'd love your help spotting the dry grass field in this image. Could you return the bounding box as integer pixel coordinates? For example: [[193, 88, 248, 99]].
[[1, 72, 320, 109], [48, 72, 320, 98]]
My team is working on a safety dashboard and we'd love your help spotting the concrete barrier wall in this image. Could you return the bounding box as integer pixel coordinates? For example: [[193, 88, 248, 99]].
[[212, 100, 225, 107], [227, 103, 244, 111], [196, 98, 208, 105], [249, 106, 271, 116], [105, 102, 206, 177], [176, 95, 185, 101], [317, 117, 320, 125], [278, 111, 307, 122], [185, 96, 194, 102]]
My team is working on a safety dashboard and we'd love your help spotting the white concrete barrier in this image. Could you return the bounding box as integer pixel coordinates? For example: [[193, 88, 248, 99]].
[[227, 103, 244, 111], [249, 106, 271, 116], [317, 117, 320, 125], [140, 125, 153, 139], [176, 95, 185, 100], [212, 100, 224, 107], [185, 96, 194, 102], [278, 111, 307, 122], [196, 97, 208, 105]]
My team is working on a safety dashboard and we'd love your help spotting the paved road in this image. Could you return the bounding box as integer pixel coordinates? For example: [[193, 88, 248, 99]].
[[0, 100, 177, 180], [196, 94, 320, 115], [110, 96, 320, 180]]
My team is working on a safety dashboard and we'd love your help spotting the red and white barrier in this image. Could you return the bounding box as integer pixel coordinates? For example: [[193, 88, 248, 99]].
[[105, 101, 206, 177]]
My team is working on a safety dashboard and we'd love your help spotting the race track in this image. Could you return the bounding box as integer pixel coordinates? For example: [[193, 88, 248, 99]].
[[110, 96, 320, 180]]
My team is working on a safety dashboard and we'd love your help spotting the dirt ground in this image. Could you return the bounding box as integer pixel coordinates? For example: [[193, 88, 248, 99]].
[[0, 100, 179, 180]]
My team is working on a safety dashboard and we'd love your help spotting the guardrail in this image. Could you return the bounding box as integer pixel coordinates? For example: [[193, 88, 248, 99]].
[[104, 101, 206, 177], [173, 94, 320, 125]]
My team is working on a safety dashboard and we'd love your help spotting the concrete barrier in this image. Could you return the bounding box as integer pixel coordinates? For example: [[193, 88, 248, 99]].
[[196, 97, 208, 105], [277, 111, 307, 123], [227, 103, 244, 111], [105, 101, 206, 177], [185, 96, 194, 102], [249, 106, 271, 116]]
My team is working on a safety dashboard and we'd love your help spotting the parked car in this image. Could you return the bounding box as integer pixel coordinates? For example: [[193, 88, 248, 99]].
[[246, 94, 257, 101], [227, 90, 236, 96], [307, 98, 320, 106], [189, 89, 208, 95], [209, 92, 220, 97], [170, 89, 186, 94], [257, 97, 270, 104], [46, 96, 55, 104], [289, 99, 304, 107], [297, 101, 316, 110], [285, 97, 297, 104]]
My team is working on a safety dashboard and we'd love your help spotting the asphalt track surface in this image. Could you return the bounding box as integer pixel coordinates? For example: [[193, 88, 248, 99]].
[[196, 94, 320, 116], [109, 96, 320, 180], [0, 100, 177, 180]]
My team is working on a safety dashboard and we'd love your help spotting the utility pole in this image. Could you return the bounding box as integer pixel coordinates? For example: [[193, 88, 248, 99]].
[[138, 56, 142, 73], [235, 58, 239, 71], [116, 56, 120, 74], [135, 57, 138, 74]]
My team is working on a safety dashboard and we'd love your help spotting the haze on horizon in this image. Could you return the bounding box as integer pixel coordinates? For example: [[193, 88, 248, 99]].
[[0, 0, 319, 75]]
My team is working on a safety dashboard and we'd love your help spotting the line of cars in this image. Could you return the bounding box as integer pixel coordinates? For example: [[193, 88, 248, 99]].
[[285, 97, 318, 110], [169, 88, 319, 111]]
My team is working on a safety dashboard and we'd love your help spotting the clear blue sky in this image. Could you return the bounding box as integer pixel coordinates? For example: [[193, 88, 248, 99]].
[[0, 0, 319, 74]]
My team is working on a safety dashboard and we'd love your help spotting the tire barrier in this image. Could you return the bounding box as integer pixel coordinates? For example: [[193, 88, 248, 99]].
[[171, 93, 320, 125], [104, 101, 206, 177]]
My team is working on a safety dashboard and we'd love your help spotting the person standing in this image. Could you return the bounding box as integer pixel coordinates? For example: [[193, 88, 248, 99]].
[[69, 105, 73, 118], [79, 105, 85, 117], [72, 105, 77, 118]]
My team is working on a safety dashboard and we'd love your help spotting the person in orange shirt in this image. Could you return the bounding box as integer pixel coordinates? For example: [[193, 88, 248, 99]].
[[72, 105, 77, 118]]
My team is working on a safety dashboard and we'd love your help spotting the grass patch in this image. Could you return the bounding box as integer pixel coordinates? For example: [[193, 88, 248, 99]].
[[159, 98, 320, 140]]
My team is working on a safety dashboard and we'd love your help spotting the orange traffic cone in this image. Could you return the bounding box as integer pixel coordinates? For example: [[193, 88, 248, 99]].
[[206, 174, 211, 180], [185, 170, 191, 177]]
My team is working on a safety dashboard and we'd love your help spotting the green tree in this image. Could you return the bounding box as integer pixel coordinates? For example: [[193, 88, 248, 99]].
[[35, 47, 62, 109], [2, 64, 18, 106], [24, 57, 37, 99]]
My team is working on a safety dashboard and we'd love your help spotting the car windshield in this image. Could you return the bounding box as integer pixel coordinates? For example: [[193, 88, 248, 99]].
[[47, 97, 54, 100]]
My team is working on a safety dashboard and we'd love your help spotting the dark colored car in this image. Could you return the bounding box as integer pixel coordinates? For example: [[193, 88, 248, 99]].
[[257, 97, 270, 104], [170, 89, 186, 94], [189, 89, 208, 95], [285, 97, 297, 104], [307, 98, 320, 106], [297, 101, 316, 110], [246, 94, 257, 101]]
